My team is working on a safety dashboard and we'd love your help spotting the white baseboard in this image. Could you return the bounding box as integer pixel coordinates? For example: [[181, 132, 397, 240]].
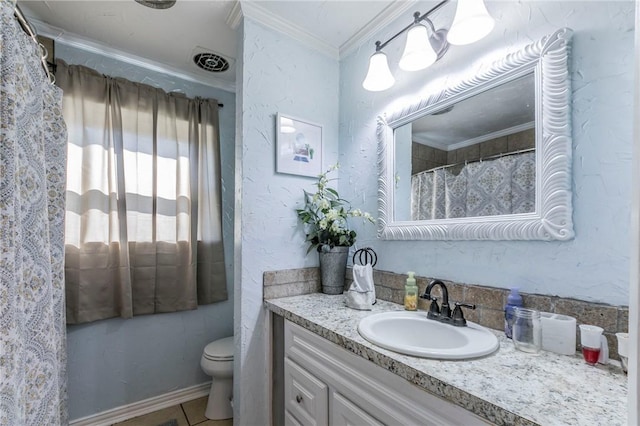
[[69, 382, 211, 426]]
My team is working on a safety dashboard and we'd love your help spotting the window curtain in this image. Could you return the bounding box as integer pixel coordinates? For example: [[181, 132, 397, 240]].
[[56, 61, 227, 325], [0, 1, 68, 423], [411, 152, 535, 220]]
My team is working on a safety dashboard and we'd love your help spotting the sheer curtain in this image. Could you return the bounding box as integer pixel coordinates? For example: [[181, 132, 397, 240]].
[[411, 152, 536, 220], [1, 1, 68, 423], [57, 62, 227, 324]]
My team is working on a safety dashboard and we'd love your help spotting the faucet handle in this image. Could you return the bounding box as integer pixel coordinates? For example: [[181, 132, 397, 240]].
[[452, 302, 476, 327], [426, 296, 440, 319]]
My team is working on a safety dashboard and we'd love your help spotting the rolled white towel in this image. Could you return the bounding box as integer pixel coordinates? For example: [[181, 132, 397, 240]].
[[346, 264, 375, 310]]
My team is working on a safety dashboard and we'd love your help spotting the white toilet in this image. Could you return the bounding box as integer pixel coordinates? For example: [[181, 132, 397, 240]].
[[200, 336, 234, 420]]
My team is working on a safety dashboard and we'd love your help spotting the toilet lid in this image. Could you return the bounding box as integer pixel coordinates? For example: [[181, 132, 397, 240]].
[[203, 336, 234, 361]]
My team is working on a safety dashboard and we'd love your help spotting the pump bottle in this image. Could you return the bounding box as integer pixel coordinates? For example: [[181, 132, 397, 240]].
[[504, 287, 523, 338], [404, 272, 418, 311]]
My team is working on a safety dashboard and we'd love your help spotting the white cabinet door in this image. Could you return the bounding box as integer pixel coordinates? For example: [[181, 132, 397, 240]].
[[284, 357, 329, 426], [330, 392, 384, 426], [284, 320, 489, 426], [285, 410, 303, 426]]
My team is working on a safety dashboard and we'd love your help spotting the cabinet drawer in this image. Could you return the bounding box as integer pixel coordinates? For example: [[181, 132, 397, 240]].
[[331, 392, 383, 426], [284, 357, 329, 426], [285, 410, 303, 426]]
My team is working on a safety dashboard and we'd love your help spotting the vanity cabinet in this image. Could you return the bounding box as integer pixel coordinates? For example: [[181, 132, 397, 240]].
[[283, 320, 488, 426], [284, 357, 328, 425]]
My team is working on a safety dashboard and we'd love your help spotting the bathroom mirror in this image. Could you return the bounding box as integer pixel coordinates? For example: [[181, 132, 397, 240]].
[[377, 28, 574, 241]]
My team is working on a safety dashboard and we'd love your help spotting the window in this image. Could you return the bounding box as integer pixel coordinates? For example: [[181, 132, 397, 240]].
[[58, 62, 227, 324]]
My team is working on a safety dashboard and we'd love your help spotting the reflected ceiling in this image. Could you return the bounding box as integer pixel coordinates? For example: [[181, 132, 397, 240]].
[[411, 74, 536, 149]]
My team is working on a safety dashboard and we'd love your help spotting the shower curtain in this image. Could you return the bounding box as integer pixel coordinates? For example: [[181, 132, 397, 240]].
[[411, 152, 535, 220], [0, 1, 68, 424]]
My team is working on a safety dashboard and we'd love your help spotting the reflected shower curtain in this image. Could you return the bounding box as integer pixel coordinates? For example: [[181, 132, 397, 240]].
[[0, 0, 68, 424], [411, 152, 535, 220]]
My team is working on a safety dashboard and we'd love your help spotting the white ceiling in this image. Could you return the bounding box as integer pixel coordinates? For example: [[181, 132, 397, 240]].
[[17, 0, 418, 92]]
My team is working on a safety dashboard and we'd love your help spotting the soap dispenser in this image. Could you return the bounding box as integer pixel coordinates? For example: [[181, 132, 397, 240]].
[[404, 272, 418, 311]]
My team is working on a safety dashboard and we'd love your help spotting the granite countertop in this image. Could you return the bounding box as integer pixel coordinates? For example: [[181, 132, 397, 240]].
[[265, 293, 627, 426]]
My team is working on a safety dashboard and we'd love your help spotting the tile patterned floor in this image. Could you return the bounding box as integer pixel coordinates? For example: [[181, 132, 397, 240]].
[[112, 396, 232, 426]]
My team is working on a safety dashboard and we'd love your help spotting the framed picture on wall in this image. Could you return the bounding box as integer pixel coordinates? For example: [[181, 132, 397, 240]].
[[276, 113, 323, 177]]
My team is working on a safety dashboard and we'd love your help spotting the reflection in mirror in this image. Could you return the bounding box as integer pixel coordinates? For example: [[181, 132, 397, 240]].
[[377, 28, 574, 241], [394, 74, 536, 222]]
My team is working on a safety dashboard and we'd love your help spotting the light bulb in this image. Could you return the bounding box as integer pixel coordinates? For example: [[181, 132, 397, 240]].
[[399, 24, 437, 71], [447, 0, 495, 46], [362, 51, 395, 92]]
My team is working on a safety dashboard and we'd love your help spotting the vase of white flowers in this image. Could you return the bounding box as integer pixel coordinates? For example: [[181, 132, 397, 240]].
[[318, 246, 350, 295], [296, 164, 374, 294]]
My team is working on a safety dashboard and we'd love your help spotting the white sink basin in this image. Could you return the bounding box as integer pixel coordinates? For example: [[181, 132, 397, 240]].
[[358, 311, 499, 360]]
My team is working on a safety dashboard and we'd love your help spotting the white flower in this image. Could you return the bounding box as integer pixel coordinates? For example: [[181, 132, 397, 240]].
[[297, 163, 374, 253], [325, 209, 339, 221], [319, 198, 330, 210]]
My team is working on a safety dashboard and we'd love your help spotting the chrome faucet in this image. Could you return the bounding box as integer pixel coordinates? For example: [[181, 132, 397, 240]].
[[421, 279, 476, 327]]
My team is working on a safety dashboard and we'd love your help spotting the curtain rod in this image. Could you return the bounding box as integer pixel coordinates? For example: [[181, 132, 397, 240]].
[[423, 147, 536, 173], [14, 4, 55, 84]]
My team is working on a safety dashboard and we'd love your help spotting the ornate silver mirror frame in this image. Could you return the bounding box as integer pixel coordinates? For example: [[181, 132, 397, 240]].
[[377, 28, 574, 241]]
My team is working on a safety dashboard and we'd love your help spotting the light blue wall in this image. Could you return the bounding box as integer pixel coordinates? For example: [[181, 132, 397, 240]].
[[57, 45, 236, 420], [235, 18, 339, 424], [338, 1, 634, 306]]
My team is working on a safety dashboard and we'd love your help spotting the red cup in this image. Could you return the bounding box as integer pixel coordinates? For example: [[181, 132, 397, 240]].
[[582, 346, 600, 365]]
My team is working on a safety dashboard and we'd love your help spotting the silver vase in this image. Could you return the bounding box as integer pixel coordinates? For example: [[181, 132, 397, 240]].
[[319, 246, 349, 295]]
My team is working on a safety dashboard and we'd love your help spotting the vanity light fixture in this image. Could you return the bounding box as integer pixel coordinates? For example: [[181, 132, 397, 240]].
[[447, 0, 495, 45], [362, 0, 494, 92], [398, 22, 437, 71], [362, 46, 395, 91]]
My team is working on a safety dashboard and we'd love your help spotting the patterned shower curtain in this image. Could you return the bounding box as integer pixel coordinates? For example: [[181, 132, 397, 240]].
[[411, 152, 535, 220], [0, 0, 68, 424]]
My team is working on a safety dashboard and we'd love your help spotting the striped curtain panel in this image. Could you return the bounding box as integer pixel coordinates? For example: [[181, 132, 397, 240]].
[[56, 61, 227, 324]]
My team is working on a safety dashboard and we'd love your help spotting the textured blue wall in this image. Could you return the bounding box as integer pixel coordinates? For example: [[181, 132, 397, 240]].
[[57, 44, 236, 421], [235, 18, 339, 424], [338, 1, 634, 305]]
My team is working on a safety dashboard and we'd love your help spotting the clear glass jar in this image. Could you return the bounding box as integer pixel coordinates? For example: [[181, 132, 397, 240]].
[[512, 308, 542, 354]]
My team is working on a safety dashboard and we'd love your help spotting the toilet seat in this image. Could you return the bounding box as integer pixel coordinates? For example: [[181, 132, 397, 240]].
[[203, 336, 234, 362]]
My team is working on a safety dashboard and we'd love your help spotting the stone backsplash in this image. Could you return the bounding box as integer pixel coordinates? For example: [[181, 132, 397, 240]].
[[263, 267, 629, 360]]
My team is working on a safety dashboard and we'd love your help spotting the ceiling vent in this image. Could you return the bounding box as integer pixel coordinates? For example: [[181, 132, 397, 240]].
[[193, 53, 230, 73], [134, 0, 176, 10]]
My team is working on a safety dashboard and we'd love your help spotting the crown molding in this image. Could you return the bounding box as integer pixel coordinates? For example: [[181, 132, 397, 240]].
[[225, 1, 243, 30], [339, 0, 418, 59], [230, 1, 339, 60], [447, 121, 536, 151], [226, 1, 418, 61], [29, 18, 236, 93], [413, 122, 536, 151]]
